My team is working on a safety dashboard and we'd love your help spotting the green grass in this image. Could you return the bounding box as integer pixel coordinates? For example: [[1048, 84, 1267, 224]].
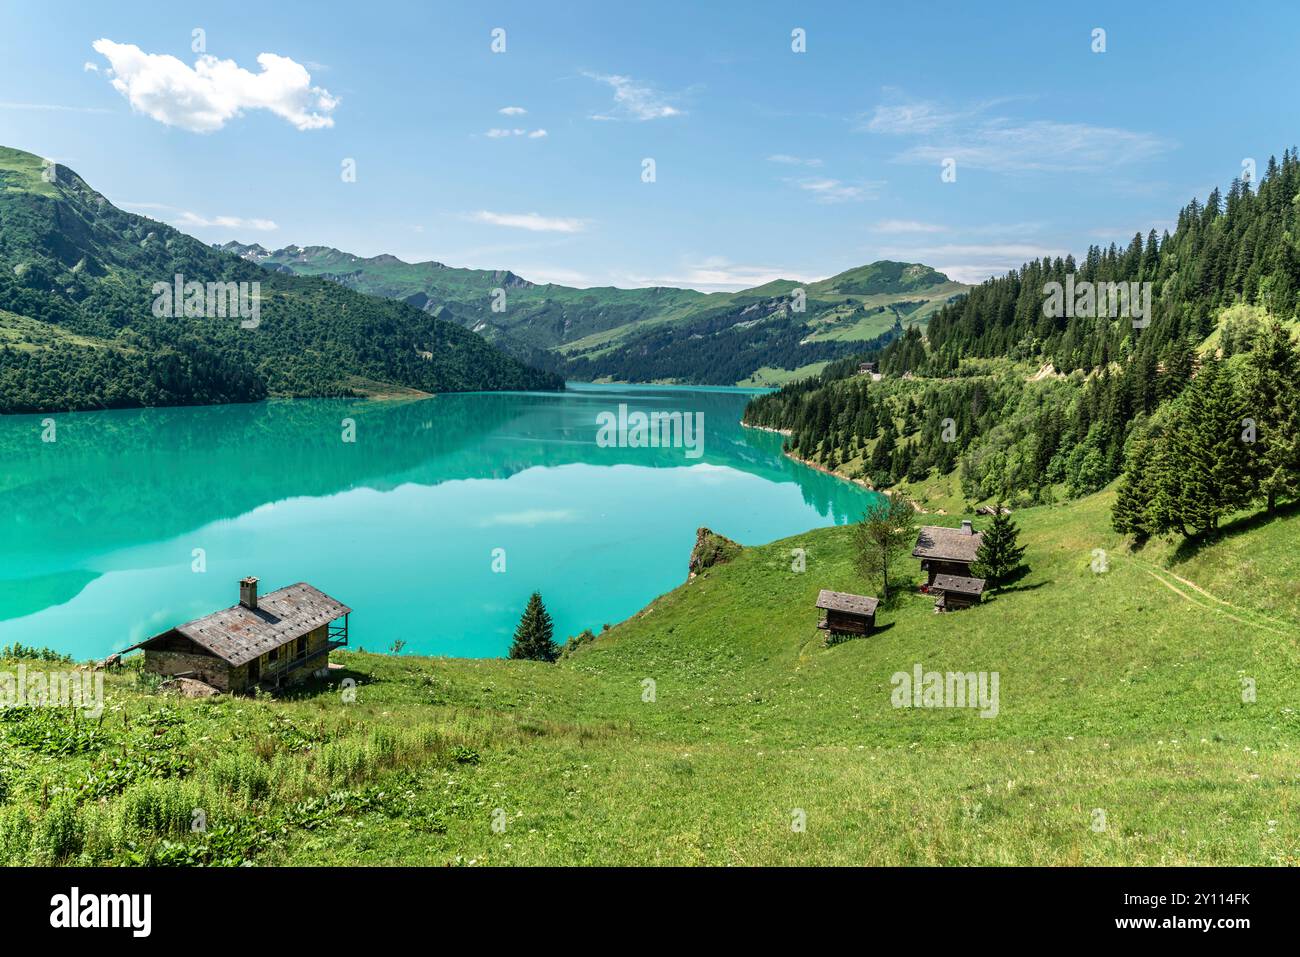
[[736, 361, 830, 388], [0, 146, 60, 197], [0, 310, 121, 352], [2, 488, 1296, 866]]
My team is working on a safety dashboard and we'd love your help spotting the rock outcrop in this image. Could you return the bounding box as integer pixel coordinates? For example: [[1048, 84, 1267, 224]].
[[687, 527, 742, 581]]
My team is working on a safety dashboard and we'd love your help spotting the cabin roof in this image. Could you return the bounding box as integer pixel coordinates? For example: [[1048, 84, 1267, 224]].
[[912, 524, 983, 562], [127, 583, 350, 667], [815, 589, 880, 616], [929, 573, 986, 596]]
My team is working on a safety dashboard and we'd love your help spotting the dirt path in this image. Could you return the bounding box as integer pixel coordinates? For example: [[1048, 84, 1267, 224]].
[[1135, 561, 1294, 640]]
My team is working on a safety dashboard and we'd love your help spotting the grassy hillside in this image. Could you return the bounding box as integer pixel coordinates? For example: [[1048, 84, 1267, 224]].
[[3, 486, 1295, 866], [0, 146, 562, 413], [225, 241, 969, 386]]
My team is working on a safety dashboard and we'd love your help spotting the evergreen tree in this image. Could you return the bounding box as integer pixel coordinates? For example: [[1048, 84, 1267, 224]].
[[1243, 319, 1300, 511], [1166, 356, 1252, 534], [1149, 422, 1191, 536], [508, 592, 559, 662], [1112, 439, 1155, 538], [971, 507, 1026, 586]]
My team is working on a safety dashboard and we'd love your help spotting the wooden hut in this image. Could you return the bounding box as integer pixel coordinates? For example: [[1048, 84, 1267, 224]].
[[913, 520, 983, 586], [124, 577, 350, 692], [815, 589, 879, 639], [929, 573, 986, 611]]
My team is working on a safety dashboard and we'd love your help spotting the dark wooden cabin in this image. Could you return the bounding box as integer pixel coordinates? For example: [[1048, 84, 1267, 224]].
[[913, 520, 983, 586], [815, 589, 879, 639], [125, 577, 350, 692], [929, 573, 986, 611]]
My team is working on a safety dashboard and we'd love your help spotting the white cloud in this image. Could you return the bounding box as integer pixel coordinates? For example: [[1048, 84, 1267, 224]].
[[767, 154, 823, 167], [583, 72, 682, 121], [485, 127, 547, 139], [874, 242, 1071, 285], [0, 102, 110, 113], [865, 101, 967, 135], [794, 177, 883, 203], [864, 92, 1174, 173], [90, 39, 338, 132], [512, 266, 597, 286], [82, 61, 99, 73], [123, 201, 278, 232], [470, 211, 587, 233], [633, 257, 817, 292], [498, 106, 527, 115], [870, 219, 946, 234]]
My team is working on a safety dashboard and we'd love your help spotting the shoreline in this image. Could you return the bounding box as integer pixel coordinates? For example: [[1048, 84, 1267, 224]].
[[741, 418, 942, 513], [741, 418, 877, 491]]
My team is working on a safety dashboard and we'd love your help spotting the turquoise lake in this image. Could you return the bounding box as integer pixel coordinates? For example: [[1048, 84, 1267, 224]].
[[0, 383, 878, 659]]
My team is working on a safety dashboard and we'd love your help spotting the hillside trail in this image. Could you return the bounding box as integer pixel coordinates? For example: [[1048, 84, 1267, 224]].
[[1127, 557, 1296, 641]]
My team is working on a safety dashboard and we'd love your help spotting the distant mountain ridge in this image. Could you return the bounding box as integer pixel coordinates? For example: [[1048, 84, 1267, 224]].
[[0, 146, 561, 413], [217, 241, 970, 385]]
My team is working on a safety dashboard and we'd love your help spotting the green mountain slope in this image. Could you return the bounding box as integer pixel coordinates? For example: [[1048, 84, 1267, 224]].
[[222, 241, 968, 385], [6, 486, 1295, 865], [0, 146, 561, 414], [743, 147, 1300, 520]]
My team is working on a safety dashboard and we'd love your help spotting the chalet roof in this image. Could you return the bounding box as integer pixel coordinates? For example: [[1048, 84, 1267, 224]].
[[912, 524, 983, 563], [815, 589, 880, 617], [129, 583, 350, 667], [929, 573, 986, 596]]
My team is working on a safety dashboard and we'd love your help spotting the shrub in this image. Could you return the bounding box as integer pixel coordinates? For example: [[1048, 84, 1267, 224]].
[[35, 792, 84, 863]]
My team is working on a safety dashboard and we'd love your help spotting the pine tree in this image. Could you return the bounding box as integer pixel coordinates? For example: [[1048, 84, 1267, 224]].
[[971, 507, 1026, 586], [1185, 356, 1252, 532], [508, 592, 559, 663], [1112, 439, 1155, 537], [1149, 421, 1190, 536], [1243, 319, 1300, 511]]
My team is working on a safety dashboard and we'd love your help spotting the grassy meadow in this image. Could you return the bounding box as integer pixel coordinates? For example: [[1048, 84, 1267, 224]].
[[1, 487, 1296, 866]]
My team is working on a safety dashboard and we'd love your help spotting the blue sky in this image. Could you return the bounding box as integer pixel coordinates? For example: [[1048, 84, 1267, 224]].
[[2, 0, 1297, 290]]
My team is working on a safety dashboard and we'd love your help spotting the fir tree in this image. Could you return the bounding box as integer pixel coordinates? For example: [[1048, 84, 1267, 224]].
[[508, 592, 559, 663], [1179, 355, 1252, 533], [1242, 319, 1300, 511], [1149, 422, 1190, 536], [1112, 439, 1155, 537], [971, 507, 1026, 586]]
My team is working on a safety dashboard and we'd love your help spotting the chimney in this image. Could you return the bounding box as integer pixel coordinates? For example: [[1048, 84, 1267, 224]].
[[239, 576, 259, 610], [961, 520, 974, 535]]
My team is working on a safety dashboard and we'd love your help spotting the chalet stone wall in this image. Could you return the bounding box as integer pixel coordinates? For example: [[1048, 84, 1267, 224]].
[[145, 650, 232, 691]]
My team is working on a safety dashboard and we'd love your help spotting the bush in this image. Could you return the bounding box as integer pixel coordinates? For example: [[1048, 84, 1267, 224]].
[[0, 804, 34, 865], [35, 792, 84, 863]]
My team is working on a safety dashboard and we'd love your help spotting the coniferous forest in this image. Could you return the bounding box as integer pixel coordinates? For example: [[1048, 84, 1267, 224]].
[[744, 149, 1300, 537], [0, 149, 563, 413]]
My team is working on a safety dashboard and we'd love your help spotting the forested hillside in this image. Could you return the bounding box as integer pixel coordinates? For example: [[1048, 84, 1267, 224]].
[[745, 149, 1300, 529], [0, 146, 561, 414], [227, 241, 967, 385]]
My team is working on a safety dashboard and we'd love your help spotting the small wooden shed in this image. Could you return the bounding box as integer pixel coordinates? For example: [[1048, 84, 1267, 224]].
[[125, 577, 351, 692], [815, 589, 879, 638], [929, 573, 986, 611]]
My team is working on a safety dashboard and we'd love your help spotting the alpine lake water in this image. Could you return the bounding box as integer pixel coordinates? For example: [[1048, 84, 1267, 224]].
[[0, 383, 879, 659]]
